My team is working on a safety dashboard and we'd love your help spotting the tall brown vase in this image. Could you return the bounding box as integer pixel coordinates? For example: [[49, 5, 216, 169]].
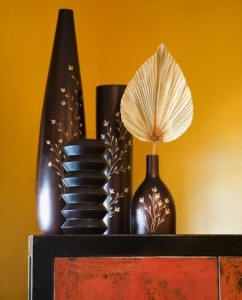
[[36, 9, 86, 234], [96, 85, 132, 234], [130, 155, 176, 234]]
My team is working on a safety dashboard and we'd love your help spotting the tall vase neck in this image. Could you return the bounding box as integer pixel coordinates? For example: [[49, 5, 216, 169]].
[[146, 155, 160, 178]]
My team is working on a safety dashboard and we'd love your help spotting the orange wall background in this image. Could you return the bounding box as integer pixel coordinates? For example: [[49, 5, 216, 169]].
[[1, 0, 242, 298]]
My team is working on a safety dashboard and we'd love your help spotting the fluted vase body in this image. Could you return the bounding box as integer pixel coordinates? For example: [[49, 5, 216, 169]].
[[61, 139, 108, 234]]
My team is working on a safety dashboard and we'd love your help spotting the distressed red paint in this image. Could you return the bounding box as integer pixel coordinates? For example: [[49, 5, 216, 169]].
[[220, 257, 242, 299], [54, 257, 218, 300]]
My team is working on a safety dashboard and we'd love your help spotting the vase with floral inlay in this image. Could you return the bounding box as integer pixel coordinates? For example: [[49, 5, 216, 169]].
[[130, 155, 176, 234], [36, 9, 86, 234], [96, 85, 132, 234]]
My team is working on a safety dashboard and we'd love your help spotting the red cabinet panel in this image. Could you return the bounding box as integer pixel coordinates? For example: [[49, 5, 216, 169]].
[[220, 257, 242, 300], [54, 257, 218, 300]]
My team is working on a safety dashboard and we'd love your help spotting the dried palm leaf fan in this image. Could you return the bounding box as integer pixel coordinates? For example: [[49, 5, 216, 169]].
[[120, 44, 193, 154]]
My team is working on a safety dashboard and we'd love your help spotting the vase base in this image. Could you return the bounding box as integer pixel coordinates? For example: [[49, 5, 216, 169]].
[[61, 218, 107, 234]]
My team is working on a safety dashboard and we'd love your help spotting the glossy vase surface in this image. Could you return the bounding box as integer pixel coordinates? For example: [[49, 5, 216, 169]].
[[36, 9, 86, 234], [61, 139, 108, 234], [131, 155, 176, 234], [96, 85, 132, 234]]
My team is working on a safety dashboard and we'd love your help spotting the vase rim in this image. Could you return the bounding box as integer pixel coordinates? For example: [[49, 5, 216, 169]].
[[96, 84, 127, 88], [59, 8, 73, 12]]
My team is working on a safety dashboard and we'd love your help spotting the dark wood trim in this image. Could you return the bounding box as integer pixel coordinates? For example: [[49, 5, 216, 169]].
[[28, 234, 242, 300]]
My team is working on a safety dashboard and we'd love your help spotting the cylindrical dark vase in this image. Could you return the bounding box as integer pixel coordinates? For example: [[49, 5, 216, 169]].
[[36, 9, 86, 234], [96, 85, 132, 234], [61, 139, 108, 234], [131, 155, 176, 234]]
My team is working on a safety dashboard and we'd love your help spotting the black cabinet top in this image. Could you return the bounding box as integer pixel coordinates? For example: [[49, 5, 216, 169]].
[[29, 234, 242, 257], [28, 234, 242, 300]]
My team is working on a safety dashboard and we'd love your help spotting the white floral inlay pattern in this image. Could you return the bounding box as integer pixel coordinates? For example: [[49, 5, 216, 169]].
[[101, 112, 131, 218], [137, 187, 170, 233]]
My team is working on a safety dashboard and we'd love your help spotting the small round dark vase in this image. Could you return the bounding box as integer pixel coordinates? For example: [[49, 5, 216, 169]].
[[130, 155, 176, 234]]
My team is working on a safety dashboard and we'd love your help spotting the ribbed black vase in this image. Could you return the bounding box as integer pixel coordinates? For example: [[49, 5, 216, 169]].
[[61, 139, 108, 234], [96, 85, 132, 234], [131, 155, 176, 234], [36, 9, 86, 234]]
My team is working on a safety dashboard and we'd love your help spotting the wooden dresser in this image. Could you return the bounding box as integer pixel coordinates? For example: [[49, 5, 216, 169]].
[[28, 235, 242, 299]]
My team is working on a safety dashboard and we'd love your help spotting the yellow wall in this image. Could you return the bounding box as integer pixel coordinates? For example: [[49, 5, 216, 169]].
[[1, 0, 242, 298]]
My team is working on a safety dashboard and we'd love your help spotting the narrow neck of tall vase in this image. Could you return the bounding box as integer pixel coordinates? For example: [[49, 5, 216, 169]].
[[146, 155, 160, 178]]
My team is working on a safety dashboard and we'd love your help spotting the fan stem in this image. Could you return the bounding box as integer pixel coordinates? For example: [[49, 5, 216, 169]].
[[152, 141, 157, 155]]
